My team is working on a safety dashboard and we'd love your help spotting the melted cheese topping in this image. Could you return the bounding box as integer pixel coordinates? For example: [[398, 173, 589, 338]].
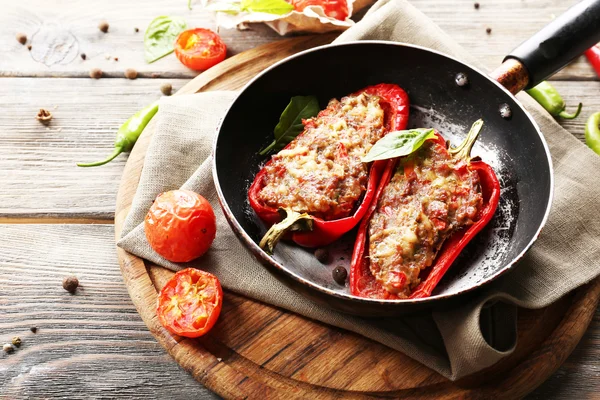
[[368, 141, 482, 297], [257, 93, 386, 220]]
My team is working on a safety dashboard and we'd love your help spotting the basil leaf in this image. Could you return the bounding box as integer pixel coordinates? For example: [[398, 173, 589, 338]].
[[144, 16, 187, 64], [259, 96, 320, 155], [241, 0, 294, 15], [362, 128, 437, 162]]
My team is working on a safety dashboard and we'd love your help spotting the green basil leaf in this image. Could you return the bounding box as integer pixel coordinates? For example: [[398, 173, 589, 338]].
[[241, 0, 294, 15], [144, 16, 187, 64], [259, 96, 320, 155], [362, 128, 437, 162]]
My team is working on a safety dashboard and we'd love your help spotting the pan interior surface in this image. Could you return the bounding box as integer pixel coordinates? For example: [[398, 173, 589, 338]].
[[214, 42, 552, 303]]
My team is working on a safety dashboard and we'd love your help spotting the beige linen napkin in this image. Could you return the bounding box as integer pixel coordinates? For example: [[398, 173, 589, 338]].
[[118, 0, 600, 380]]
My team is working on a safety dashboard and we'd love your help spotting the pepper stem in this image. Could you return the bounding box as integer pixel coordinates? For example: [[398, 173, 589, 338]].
[[558, 102, 582, 119], [449, 119, 484, 161], [259, 208, 314, 254], [77, 147, 123, 167]]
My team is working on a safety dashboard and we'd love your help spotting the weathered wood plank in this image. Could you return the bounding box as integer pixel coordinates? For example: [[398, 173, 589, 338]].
[[0, 224, 218, 399], [1, 77, 596, 220], [0, 0, 596, 79]]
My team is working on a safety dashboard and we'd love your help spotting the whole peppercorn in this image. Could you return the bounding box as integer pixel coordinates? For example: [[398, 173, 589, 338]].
[[80, 53, 87, 60], [124, 68, 138, 80], [62, 276, 79, 293], [332, 266, 348, 285], [3, 344, 14, 353], [134, 27, 140, 33], [11, 337, 22, 348], [314, 248, 329, 263], [160, 83, 173, 96], [16, 32, 27, 45], [474, 2, 480, 9], [114, 57, 119, 62], [27, 44, 32, 51], [30, 327, 38, 333], [486, 27, 492, 34], [98, 21, 109, 33], [89, 68, 102, 79]]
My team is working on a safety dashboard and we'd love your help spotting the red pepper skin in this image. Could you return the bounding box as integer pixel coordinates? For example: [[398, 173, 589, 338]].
[[585, 45, 600, 78], [349, 133, 500, 300], [249, 83, 410, 248]]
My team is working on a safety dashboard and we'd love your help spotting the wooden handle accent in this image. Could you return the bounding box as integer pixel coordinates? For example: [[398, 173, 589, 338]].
[[490, 59, 530, 95]]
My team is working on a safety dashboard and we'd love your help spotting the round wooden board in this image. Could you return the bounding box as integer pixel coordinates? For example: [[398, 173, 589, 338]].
[[115, 36, 600, 399]]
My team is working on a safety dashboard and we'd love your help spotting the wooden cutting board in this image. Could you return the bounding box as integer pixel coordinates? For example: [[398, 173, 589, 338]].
[[114, 35, 600, 399]]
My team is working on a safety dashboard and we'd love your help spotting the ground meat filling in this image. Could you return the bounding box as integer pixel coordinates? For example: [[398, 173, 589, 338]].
[[257, 93, 387, 221], [368, 140, 483, 297]]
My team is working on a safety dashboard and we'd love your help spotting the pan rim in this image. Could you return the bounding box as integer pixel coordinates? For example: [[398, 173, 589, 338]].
[[212, 40, 555, 306]]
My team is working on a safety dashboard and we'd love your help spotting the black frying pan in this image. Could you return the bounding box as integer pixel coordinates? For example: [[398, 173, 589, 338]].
[[213, 0, 600, 316]]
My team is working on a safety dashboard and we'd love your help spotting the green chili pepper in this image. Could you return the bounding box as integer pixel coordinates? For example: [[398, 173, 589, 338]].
[[585, 112, 600, 156], [77, 101, 159, 167], [526, 81, 582, 119]]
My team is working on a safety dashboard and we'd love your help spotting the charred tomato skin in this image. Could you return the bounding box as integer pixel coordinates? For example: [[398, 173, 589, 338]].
[[145, 190, 217, 262], [157, 268, 223, 338]]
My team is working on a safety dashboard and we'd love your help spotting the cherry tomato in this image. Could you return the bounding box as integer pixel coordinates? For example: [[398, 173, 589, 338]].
[[157, 268, 223, 338], [174, 28, 227, 71], [145, 190, 217, 263], [291, 0, 349, 20]]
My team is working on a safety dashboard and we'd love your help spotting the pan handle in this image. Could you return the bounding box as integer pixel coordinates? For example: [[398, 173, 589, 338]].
[[491, 0, 600, 94]]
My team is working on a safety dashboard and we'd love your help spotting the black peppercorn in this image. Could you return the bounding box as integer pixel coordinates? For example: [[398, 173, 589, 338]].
[[98, 21, 109, 33], [30, 327, 38, 333], [474, 2, 480, 9], [314, 248, 329, 263], [486, 27, 492, 34], [332, 266, 348, 285]]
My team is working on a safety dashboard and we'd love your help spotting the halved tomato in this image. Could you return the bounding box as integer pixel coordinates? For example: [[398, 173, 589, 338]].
[[157, 268, 223, 338], [291, 0, 349, 20], [174, 28, 227, 71]]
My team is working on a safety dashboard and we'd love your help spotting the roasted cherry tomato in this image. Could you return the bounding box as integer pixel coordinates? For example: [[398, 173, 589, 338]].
[[145, 190, 217, 262], [291, 0, 349, 20], [174, 28, 227, 71], [157, 268, 223, 338]]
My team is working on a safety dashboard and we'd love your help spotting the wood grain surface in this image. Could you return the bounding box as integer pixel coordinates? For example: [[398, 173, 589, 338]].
[[1, 0, 599, 398]]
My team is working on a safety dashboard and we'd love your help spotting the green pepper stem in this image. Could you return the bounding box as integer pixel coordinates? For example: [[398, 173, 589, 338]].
[[77, 147, 123, 167], [558, 102, 583, 119], [449, 119, 484, 161], [259, 208, 314, 254]]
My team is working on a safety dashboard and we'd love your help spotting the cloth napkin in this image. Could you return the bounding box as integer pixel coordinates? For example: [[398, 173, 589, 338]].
[[118, 0, 600, 380]]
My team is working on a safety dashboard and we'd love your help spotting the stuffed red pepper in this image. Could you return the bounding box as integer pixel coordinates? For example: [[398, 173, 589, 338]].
[[249, 83, 410, 253], [350, 120, 500, 299]]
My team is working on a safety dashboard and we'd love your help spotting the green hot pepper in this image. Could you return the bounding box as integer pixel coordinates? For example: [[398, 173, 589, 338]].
[[77, 101, 159, 167], [585, 112, 600, 156], [526, 81, 582, 119]]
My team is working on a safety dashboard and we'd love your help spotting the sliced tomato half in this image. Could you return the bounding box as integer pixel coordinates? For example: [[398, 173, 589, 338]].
[[157, 268, 223, 338], [174, 28, 227, 71]]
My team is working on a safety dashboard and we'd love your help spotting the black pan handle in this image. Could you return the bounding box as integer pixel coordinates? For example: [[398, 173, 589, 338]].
[[492, 0, 600, 93]]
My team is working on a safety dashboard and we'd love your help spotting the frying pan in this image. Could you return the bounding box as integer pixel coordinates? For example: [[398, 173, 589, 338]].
[[213, 0, 600, 316]]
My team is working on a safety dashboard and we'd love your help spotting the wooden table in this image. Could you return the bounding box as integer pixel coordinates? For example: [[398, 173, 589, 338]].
[[1, 0, 598, 398]]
